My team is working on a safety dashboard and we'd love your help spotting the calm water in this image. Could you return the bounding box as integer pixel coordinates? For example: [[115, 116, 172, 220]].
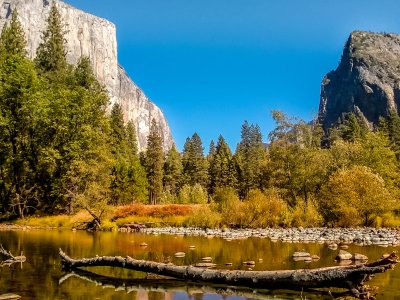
[[0, 230, 399, 299]]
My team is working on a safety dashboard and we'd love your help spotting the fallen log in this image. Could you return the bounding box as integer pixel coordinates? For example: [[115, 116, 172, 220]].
[[59, 249, 398, 298], [59, 268, 356, 299]]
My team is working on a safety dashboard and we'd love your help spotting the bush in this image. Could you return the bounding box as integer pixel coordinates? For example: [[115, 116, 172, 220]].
[[184, 205, 221, 228], [213, 188, 245, 227], [320, 165, 396, 226], [375, 212, 400, 228], [214, 188, 289, 228], [177, 184, 208, 204], [289, 199, 323, 227], [241, 189, 289, 228]]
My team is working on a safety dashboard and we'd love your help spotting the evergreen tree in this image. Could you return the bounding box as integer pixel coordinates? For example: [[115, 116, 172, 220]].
[[109, 103, 147, 204], [0, 9, 27, 58], [208, 135, 236, 194], [235, 121, 265, 198], [110, 103, 126, 152], [163, 144, 183, 197], [182, 133, 208, 187], [145, 119, 164, 204], [126, 121, 139, 158], [35, 1, 67, 73], [387, 109, 400, 159], [207, 140, 216, 161], [337, 112, 368, 142]]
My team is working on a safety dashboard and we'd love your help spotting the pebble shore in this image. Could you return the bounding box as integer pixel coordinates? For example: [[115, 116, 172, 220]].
[[137, 227, 400, 247]]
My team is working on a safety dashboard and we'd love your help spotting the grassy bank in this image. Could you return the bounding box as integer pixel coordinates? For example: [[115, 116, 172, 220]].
[[7, 202, 400, 230]]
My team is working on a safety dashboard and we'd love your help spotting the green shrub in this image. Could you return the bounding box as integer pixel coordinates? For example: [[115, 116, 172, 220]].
[[177, 184, 208, 204], [184, 205, 221, 228], [289, 199, 323, 227], [320, 165, 396, 226], [241, 189, 289, 228]]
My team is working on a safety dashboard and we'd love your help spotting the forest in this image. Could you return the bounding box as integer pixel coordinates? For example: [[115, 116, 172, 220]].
[[1, 4, 400, 228]]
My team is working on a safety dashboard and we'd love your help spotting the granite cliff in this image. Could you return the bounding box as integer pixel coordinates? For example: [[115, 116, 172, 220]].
[[319, 31, 400, 130], [0, 0, 173, 151]]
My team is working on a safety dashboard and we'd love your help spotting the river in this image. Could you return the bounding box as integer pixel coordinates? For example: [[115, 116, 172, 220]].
[[0, 230, 398, 299]]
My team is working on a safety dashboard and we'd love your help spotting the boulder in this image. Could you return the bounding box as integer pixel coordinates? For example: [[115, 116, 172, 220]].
[[336, 250, 353, 261]]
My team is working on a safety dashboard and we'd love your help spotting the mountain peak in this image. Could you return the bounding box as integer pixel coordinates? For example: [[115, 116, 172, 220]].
[[318, 30, 400, 130]]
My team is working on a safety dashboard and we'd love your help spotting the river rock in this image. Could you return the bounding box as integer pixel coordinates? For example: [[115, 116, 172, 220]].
[[336, 250, 353, 261], [354, 253, 368, 261], [292, 251, 311, 258], [0, 295, 21, 300], [328, 243, 338, 250], [242, 261, 256, 266], [174, 252, 185, 258], [201, 257, 212, 262], [139, 242, 148, 247]]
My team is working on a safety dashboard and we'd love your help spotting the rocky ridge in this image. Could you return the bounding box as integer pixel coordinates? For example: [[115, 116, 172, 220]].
[[0, 0, 173, 151], [319, 31, 400, 130]]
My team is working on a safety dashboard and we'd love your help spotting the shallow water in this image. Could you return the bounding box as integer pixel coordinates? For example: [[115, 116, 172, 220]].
[[0, 230, 398, 299]]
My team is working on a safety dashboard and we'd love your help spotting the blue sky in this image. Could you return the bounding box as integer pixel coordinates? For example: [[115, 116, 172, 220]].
[[65, 0, 400, 151]]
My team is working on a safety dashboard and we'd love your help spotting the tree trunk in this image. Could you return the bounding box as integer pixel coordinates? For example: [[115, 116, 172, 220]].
[[59, 267, 357, 299], [59, 249, 398, 298]]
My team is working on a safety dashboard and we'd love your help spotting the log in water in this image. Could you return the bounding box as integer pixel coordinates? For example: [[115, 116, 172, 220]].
[[59, 249, 398, 298]]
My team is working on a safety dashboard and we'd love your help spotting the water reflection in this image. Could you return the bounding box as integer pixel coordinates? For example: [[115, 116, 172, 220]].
[[0, 230, 398, 299], [59, 268, 355, 300]]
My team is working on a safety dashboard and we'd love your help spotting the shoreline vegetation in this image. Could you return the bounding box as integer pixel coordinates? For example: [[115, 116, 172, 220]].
[[2, 204, 400, 247], [1, 5, 400, 229]]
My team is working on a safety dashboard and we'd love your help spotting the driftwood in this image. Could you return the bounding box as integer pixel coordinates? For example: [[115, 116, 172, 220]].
[[59, 249, 398, 298], [0, 244, 26, 268], [59, 268, 356, 299], [72, 208, 104, 231]]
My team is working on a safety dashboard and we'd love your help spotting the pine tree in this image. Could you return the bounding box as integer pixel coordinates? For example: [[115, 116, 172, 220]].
[[110, 103, 126, 153], [35, 1, 67, 73], [235, 121, 265, 198], [74, 57, 99, 90], [109, 103, 147, 204], [207, 140, 216, 161], [208, 135, 236, 194], [145, 119, 164, 204], [182, 133, 208, 187], [387, 109, 400, 159], [126, 121, 139, 159], [0, 9, 27, 58], [163, 144, 183, 197]]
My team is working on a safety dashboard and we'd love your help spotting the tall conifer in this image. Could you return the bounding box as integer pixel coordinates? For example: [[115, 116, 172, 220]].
[[182, 133, 208, 187], [163, 144, 183, 197], [35, 1, 67, 72], [145, 119, 164, 204], [0, 9, 27, 57]]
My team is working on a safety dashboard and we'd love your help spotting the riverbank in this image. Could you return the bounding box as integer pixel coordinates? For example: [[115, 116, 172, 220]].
[[138, 227, 400, 247], [2, 221, 399, 248]]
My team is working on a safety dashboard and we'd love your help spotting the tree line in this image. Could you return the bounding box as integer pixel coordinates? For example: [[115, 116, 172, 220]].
[[1, 5, 400, 227]]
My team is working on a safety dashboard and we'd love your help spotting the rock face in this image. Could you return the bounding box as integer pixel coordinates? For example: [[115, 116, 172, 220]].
[[319, 31, 400, 130], [0, 0, 173, 151]]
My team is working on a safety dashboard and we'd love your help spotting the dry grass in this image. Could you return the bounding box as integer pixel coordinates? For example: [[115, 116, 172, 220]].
[[112, 204, 197, 220]]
